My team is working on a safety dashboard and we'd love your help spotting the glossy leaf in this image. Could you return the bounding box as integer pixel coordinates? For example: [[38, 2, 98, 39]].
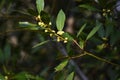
[[55, 60, 68, 72], [66, 72, 74, 80], [56, 10, 66, 31], [77, 23, 87, 37], [36, 0, 44, 14], [86, 21, 101, 40]]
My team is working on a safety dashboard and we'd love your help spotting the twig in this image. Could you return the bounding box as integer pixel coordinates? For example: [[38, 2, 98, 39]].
[[57, 42, 88, 80]]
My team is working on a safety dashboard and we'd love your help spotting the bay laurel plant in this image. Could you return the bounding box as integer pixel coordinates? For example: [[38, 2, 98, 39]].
[[19, 0, 120, 79]]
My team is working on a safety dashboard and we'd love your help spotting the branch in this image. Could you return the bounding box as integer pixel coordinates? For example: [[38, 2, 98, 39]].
[[56, 42, 88, 80]]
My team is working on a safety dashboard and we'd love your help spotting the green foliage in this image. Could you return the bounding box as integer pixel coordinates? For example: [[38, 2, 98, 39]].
[[79, 4, 99, 11], [33, 40, 50, 48], [66, 72, 74, 80], [77, 23, 87, 37], [56, 10, 66, 31], [19, 22, 38, 30], [55, 60, 68, 72], [0, 74, 5, 80], [40, 11, 50, 24], [36, 0, 44, 14], [0, 0, 120, 80], [86, 21, 101, 40]]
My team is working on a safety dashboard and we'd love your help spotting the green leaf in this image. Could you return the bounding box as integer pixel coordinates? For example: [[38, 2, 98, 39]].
[[36, 76, 44, 80], [105, 18, 113, 37], [0, 74, 5, 80], [79, 4, 99, 11], [54, 71, 67, 80], [77, 23, 87, 37], [33, 40, 50, 48], [13, 72, 27, 80], [56, 10, 66, 31], [110, 31, 120, 46], [40, 11, 50, 24], [27, 9, 38, 16], [98, 25, 105, 38], [55, 60, 68, 72], [19, 22, 38, 30], [66, 72, 74, 80], [79, 38, 85, 49], [36, 0, 44, 14], [86, 21, 101, 40]]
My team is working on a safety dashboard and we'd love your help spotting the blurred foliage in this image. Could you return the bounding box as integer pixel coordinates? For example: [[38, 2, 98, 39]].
[[0, 0, 120, 80]]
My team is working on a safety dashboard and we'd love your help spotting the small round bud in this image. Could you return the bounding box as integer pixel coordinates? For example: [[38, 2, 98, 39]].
[[38, 22, 42, 25], [65, 37, 68, 40], [45, 29, 48, 32], [50, 33, 53, 37], [57, 31, 64, 35], [102, 9, 106, 12], [102, 13, 106, 16], [57, 37, 61, 42], [64, 40, 67, 43], [5, 76, 8, 80], [52, 30, 55, 33], [49, 22, 52, 25], [107, 9, 111, 12], [37, 15, 40, 19]]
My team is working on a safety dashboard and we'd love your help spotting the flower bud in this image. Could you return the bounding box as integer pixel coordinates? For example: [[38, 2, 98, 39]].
[[57, 31, 64, 35], [57, 37, 61, 42]]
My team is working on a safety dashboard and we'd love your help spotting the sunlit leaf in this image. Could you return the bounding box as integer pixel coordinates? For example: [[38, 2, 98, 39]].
[[55, 60, 68, 72], [86, 21, 101, 40], [66, 72, 74, 80], [77, 23, 87, 37], [56, 10, 66, 31], [33, 40, 50, 48], [36, 0, 44, 14]]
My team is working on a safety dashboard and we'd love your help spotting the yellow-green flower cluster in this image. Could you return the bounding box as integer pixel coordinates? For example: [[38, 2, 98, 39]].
[[102, 9, 111, 16], [36, 15, 68, 43]]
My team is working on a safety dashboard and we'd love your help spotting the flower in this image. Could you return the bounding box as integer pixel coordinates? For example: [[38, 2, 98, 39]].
[[57, 31, 64, 35], [57, 37, 61, 42], [64, 40, 67, 43]]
